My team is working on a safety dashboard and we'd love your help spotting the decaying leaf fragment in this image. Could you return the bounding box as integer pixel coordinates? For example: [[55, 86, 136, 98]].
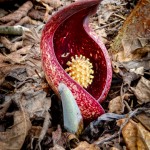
[[110, 0, 150, 62], [136, 113, 150, 131], [108, 96, 125, 114], [0, 63, 25, 85], [117, 119, 150, 150], [0, 110, 31, 150], [131, 77, 150, 104]]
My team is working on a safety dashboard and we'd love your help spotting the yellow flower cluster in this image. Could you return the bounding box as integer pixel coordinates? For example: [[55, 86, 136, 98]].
[[65, 55, 94, 88]]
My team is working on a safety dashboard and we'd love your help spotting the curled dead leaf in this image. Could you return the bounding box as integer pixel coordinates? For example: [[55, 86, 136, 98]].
[[131, 77, 150, 104], [117, 119, 150, 150], [0, 110, 31, 150], [110, 0, 150, 62], [108, 96, 125, 114]]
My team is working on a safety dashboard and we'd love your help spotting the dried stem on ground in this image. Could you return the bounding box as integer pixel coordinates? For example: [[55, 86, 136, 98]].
[[36, 109, 51, 149], [0, 99, 12, 119], [0, 26, 26, 35], [94, 107, 149, 145]]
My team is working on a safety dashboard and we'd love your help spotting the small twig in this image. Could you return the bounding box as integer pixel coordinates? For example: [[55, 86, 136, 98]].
[[36, 110, 51, 150], [0, 26, 29, 35], [94, 20, 122, 30], [0, 100, 12, 119], [124, 100, 132, 111], [11, 36, 22, 43], [35, 69, 43, 80], [112, 14, 126, 20], [15, 77, 37, 89], [96, 107, 148, 146]]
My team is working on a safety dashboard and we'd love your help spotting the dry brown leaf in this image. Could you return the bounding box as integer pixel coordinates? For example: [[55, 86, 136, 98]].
[[5, 80, 51, 118], [0, 110, 31, 150], [6, 45, 32, 64], [110, 0, 150, 62], [20, 89, 51, 118], [131, 77, 150, 104], [122, 38, 150, 57], [0, 1, 33, 23], [137, 123, 150, 150], [0, 63, 25, 85], [117, 119, 150, 150], [72, 141, 100, 150], [0, 36, 22, 52], [136, 113, 150, 131], [108, 96, 125, 114], [22, 28, 42, 77], [118, 119, 137, 150], [22, 28, 40, 46]]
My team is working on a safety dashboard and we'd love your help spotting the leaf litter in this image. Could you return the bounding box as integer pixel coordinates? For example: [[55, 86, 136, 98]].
[[0, 0, 150, 149]]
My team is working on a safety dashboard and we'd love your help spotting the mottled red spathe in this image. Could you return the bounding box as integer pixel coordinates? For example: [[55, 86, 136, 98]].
[[41, 0, 112, 122]]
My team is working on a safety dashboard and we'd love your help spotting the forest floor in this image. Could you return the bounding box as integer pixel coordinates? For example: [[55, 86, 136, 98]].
[[0, 0, 150, 150]]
